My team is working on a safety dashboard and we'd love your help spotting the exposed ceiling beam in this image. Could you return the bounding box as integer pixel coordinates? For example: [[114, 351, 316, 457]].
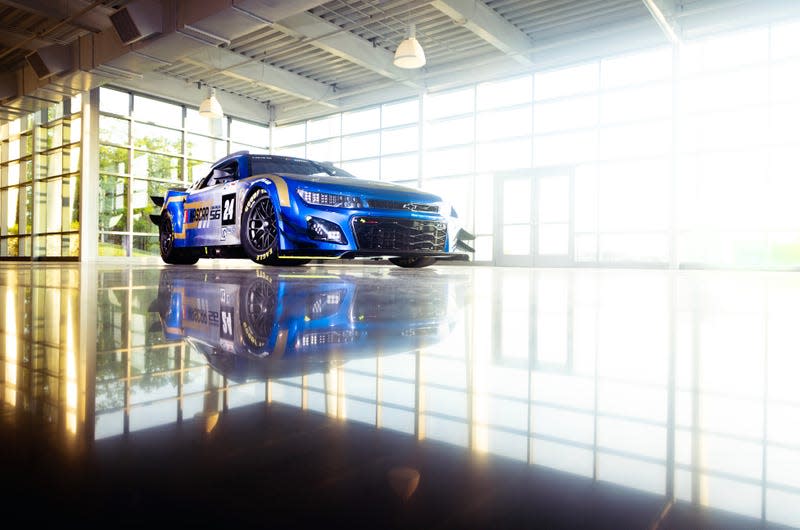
[[273, 11, 423, 90], [103, 27, 338, 109], [0, 28, 59, 50], [0, 0, 107, 62], [274, 16, 665, 124], [111, 71, 269, 122], [642, 0, 681, 44], [177, 43, 337, 107], [0, 0, 114, 32], [430, 0, 535, 66]]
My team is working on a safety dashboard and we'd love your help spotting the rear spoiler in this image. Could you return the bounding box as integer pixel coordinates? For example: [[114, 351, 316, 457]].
[[150, 194, 164, 225]]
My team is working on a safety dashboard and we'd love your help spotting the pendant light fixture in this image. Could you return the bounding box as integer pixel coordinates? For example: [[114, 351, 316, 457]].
[[199, 86, 223, 119], [393, 23, 426, 69]]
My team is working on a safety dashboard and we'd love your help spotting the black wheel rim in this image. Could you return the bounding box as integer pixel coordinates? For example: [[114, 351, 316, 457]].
[[247, 196, 277, 252], [244, 280, 276, 335], [159, 216, 173, 256]]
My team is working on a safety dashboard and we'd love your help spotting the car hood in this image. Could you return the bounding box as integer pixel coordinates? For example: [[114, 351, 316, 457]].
[[257, 172, 442, 202]]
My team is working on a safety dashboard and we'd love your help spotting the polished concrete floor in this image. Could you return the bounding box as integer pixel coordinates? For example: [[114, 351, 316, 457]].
[[1, 261, 798, 528]]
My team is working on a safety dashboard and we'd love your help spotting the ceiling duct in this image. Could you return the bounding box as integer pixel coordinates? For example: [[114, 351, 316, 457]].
[[0, 72, 17, 101], [110, 0, 163, 45], [25, 44, 74, 80], [3, 0, 321, 121]]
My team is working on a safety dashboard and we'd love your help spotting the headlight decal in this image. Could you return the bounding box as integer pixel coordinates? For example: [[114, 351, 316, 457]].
[[297, 188, 363, 209], [306, 216, 347, 245]]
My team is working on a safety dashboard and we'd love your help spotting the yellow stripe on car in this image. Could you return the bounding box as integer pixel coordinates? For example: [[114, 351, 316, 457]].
[[279, 255, 340, 260], [266, 174, 290, 207]]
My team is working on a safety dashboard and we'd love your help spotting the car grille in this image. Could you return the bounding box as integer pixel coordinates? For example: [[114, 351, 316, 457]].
[[367, 198, 439, 213], [352, 217, 447, 252]]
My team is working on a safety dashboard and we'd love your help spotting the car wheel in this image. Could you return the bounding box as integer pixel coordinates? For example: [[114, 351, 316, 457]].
[[240, 276, 277, 354], [159, 213, 198, 265], [241, 189, 280, 265], [388, 256, 437, 268]]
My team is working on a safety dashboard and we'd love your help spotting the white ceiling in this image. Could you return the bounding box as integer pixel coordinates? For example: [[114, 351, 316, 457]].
[[1, 0, 799, 125]]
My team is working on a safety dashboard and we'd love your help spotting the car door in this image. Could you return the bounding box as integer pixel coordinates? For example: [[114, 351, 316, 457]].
[[184, 161, 238, 247]]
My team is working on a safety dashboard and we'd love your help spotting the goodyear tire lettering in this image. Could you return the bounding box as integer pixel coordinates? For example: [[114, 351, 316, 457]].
[[241, 321, 265, 348], [255, 248, 273, 261], [245, 189, 264, 211]]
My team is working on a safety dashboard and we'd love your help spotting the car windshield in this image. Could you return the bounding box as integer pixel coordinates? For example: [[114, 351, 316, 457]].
[[251, 156, 353, 177]]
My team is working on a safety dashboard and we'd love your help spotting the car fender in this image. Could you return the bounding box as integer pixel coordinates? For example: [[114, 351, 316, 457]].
[[162, 189, 188, 246], [239, 175, 288, 234]]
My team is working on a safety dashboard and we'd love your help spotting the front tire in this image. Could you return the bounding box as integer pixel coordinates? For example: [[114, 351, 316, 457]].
[[241, 188, 280, 265], [159, 213, 198, 265], [240, 276, 277, 355], [389, 256, 436, 268]]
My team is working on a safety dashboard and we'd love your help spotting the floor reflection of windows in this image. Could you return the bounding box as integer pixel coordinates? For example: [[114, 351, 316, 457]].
[[84, 267, 800, 528]]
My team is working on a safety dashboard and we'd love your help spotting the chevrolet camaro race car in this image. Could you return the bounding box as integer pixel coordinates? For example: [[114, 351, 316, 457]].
[[149, 151, 474, 267]]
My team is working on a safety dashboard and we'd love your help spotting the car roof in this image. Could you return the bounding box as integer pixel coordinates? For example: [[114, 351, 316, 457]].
[[210, 150, 318, 170], [209, 150, 246, 169]]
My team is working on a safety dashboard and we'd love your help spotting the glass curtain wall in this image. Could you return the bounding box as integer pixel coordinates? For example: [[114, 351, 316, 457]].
[[274, 18, 800, 270], [273, 98, 421, 190], [3, 18, 800, 267], [0, 96, 82, 259], [97, 87, 269, 257], [677, 25, 800, 267]]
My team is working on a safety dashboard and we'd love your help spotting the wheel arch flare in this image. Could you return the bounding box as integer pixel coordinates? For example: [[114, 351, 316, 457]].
[[240, 175, 291, 242], [150, 188, 189, 246]]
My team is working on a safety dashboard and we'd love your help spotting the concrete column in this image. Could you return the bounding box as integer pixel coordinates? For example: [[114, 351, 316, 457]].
[[79, 88, 99, 261]]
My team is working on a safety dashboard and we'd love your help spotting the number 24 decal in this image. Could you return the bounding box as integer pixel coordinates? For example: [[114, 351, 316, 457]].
[[221, 194, 236, 225]]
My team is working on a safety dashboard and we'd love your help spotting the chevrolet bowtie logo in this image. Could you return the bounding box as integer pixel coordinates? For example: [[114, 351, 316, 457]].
[[402, 203, 420, 211]]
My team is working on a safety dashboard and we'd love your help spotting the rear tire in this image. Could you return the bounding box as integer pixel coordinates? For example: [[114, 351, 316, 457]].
[[159, 213, 198, 265], [241, 189, 280, 265], [389, 256, 436, 268]]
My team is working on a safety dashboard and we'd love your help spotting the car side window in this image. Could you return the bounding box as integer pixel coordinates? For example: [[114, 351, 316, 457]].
[[196, 162, 238, 190], [192, 170, 214, 190], [211, 162, 238, 186]]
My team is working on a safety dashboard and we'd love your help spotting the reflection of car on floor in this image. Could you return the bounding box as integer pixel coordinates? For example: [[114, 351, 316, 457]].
[[149, 151, 474, 268], [149, 268, 464, 382]]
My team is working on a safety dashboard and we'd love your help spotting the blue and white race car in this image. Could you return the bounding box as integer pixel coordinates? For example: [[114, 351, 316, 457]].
[[149, 151, 474, 267]]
